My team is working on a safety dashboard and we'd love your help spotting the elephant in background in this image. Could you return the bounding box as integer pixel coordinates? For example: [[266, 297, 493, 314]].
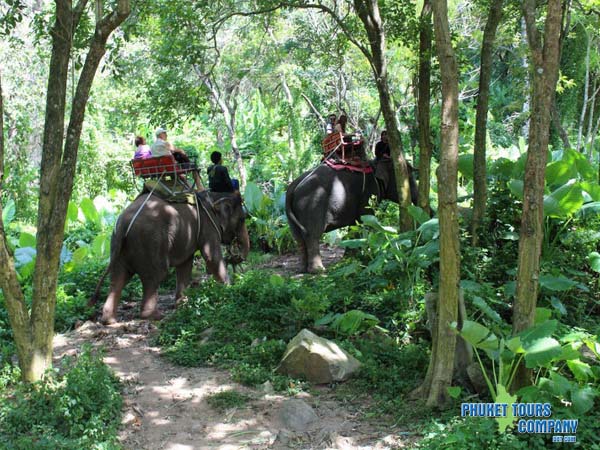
[[285, 159, 417, 273], [94, 191, 249, 324]]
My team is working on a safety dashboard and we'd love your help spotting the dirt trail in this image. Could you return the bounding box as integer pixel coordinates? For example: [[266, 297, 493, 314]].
[[53, 246, 413, 449]]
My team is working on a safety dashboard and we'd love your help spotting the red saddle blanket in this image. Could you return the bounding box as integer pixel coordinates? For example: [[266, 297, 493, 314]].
[[324, 158, 373, 174]]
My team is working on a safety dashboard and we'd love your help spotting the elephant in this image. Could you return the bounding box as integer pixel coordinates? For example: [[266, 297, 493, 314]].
[[285, 159, 417, 273], [94, 191, 249, 324]]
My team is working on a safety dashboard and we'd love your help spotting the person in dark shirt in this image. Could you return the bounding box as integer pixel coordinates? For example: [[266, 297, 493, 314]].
[[374, 130, 391, 160], [207, 151, 234, 193]]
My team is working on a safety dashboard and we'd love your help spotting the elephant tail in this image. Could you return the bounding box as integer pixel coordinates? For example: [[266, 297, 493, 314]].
[[285, 176, 307, 238], [87, 264, 110, 307]]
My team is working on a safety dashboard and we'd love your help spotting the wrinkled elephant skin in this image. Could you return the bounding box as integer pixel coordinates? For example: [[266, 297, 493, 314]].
[[285, 160, 416, 273], [101, 192, 249, 324]]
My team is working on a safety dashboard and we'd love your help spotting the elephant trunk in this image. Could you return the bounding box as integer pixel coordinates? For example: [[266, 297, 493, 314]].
[[238, 223, 250, 260]]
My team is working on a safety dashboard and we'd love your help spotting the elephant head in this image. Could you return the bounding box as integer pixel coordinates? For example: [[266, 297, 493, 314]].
[[374, 159, 418, 205], [211, 193, 250, 261]]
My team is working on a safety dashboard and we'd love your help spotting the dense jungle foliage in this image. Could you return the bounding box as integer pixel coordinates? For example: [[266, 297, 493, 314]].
[[1, 0, 600, 448]]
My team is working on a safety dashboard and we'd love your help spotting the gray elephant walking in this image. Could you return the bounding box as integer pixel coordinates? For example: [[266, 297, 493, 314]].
[[95, 191, 249, 324], [285, 159, 417, 273]]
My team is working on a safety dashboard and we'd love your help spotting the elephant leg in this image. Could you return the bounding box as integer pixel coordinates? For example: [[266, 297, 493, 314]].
[[175, 257, 194, 305], [306, 236, 324, 273], [298, 240, 308, 273], [139, 263, 168, 320], [101, 266, 133, 325], [200, 242, 230, 284]]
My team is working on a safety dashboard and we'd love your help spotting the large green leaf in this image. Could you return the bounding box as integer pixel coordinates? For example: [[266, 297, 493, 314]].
[[571, 386, 596, 414], [459, 320, 499, 351], [2, 199, 15, 226], [67, 201, 79, 223], [471, 296, 502, 323], [577, 201, 600, 217], [572, 149, 596, 181], [508, 179, 523, 200], [18, 232, 36, 248], [91, 233, 110, 258], [587, 252, 600, 273], [523, 337, 562, 368], [567, 359, 594, 383], [243, 182, 264, 214], [14, 247, 36, 267], [407, 205, 430, 225], [580, 182, 600, 201], [71, 247, 89, 266], [539, 274, 578, 291], [458, 154, 474, 180], [495, 384, 518, 432], [361, 215, 396, 233], [543, 181, 584, 218], [547, 371, 572, 397], [519, 320, 557, 344], [417, 218, 439, 241], [545, 159, 578, 188], [80, 198, 101, 226]]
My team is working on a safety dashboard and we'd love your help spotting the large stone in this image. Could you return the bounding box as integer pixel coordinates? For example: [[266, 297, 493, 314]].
[[277, 329, 361, 383], [278, 399, 318, 432]]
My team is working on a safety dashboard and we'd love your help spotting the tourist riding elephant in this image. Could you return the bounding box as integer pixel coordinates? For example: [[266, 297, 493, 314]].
[[285, 159, 417, 273], [95, 191, 249, 324]]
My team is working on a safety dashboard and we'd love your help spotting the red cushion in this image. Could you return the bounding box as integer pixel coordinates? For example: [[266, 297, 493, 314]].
[[131, 155, 179, 177]]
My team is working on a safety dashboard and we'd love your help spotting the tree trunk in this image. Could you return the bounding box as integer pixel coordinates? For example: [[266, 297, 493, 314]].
[[0, 0, 130, 382], [513, 0, 564, 391], [586, 79, 598, 161], [420, 0, 461, 407], [198, 73, 248, 190], [281, 73, 299, 180], [471, 0, 503, 246], [353, 0, 412, 232], [417, 0, 433, 215], [576, 30, 591, 153]]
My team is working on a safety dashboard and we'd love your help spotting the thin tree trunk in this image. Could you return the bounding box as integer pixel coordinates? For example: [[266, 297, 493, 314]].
[[513, 0, 564, 391], [586, 79, 598, 161], [471, 0, 503, 246], [521, 19, 530, 139], [576, 30, 591, 152], [197, 72, 248, 190], [417, 0, 433, 216], [281, 73, 298, 179], [422, 0, 461, 407], [0, 0, 130, 382], [353, 0, 412, 232], [552, 103, 572, 149]]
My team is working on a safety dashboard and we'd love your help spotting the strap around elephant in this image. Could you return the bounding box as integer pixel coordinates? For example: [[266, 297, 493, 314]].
[[125, 172, 165, 238], [196, 193, 223, 242]]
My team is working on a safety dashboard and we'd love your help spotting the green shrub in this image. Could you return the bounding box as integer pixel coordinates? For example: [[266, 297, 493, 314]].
[[206, 390, 251, 411], [0, 347, 122, 449]]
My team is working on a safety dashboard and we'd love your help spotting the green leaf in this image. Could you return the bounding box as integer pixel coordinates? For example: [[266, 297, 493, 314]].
[[447, 386, 461, 399], [550, 297, 567, 316], [523, 337, 562, 368], [547, 372, 573, 397], [2, 199, 16, 226], [71, 247, 89, 266], [571, 386, 596, 414], [67, 201, 79, 223], [361, 215, 396, 233], [506, 336, 524, 354], [91, 233, 110, 258], [244, 182, 265, 214], [508, 180, 524, 200], [269, 274, 284, 287], [535, 307, 552, 324], [495, 384, 517, 433], [567, 359, 594, 383], [80, 198, 100, 226], [545, 160, 578, 188], [539, 274, 578, 291], [556, 343, 582, 362], [457, 154, 473, 180], [417, 218, 439, 241], [519, 320, 558, 344], [587, 252, 600, 273], [339, 238, 367, 249], [471, 296, 502, 323], [577, 201, 600, 217], [543, 181, 584, 218], [580, 182, 600, 201], [14, 246, 36, 267], [407, 205, 430, 225], [18, 232, 36, 248], [460, 320, 499, 351]]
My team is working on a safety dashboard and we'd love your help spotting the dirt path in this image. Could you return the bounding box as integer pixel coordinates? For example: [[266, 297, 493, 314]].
[[53, 247, 414, 449]]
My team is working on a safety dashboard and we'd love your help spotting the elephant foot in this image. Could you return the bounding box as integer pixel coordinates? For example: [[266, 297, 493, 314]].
[[307, 264, 325, 274], [140, 309, 164, 321], [101, 314, 118, 326]]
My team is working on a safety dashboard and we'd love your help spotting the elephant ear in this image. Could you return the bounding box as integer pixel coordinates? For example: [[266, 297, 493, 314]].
[[375, 159, 392, 190], [212, 197, 234, 222]]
